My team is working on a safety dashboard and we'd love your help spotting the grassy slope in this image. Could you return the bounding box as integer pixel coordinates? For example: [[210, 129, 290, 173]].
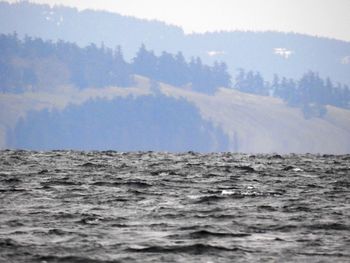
[[160, 83, 350, 153], [1, 75, 350, 153]]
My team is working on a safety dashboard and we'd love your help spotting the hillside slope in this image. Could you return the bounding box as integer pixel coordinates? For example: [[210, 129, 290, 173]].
[[160, 83, 350, 153], [1, 76, 350, 153]]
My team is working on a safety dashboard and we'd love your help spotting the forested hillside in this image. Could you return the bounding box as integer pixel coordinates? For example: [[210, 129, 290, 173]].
[[3, 78, 350, 153], [0, 33, 230, 94], [235, 69, 350, 117], [7, 94, 229, 151], [1, 1, 349, 86], [1, 1, 350, 153], [1, 33, 349, 112]]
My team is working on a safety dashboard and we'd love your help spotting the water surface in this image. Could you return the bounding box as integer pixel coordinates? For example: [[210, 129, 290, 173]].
[[0, 150, 349, 262]]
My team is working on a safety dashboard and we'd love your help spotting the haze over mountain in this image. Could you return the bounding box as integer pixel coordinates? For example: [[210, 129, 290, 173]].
[[0, 1, 350, 153], [1, 1, 350, 85], [5, 0, 350, 42]]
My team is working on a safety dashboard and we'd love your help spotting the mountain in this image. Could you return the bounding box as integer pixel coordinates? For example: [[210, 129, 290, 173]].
[[1, 1, 350, 86], [0, 32, 349, 153], [1, 1, 350, 153], [2, 75, 350, 153]]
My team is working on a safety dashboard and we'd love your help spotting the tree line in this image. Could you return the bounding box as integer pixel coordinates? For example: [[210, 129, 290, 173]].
[[0, 33, 230, 94], [235, 69, 350, 113], [0, 32, 132, 91], [1, 33, 349, 111], [133, 44, 231, 93]]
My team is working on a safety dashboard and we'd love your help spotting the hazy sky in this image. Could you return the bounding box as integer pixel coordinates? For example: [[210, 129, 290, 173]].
[[8, 0, 350, 42]]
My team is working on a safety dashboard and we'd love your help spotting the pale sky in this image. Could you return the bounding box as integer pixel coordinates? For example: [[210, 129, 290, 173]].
[[8, 0, 350, 42]]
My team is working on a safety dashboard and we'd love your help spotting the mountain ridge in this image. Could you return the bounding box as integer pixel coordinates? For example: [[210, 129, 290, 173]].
[[1, 1, 349, 85], [4, 1, 350, 43]]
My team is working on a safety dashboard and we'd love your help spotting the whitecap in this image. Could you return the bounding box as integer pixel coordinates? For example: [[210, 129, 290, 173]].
[[221, 190, 235, 195]]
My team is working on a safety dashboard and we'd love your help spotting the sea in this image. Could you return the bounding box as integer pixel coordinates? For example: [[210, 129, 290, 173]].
[[0, 150, 349, 262]]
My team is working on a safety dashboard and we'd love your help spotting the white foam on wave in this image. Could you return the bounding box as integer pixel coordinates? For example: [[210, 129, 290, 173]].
[[292, 167, 303, 172], [221, 190, 235, 195]]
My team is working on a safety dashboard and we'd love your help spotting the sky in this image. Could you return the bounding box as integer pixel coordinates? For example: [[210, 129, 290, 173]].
[[7, 0, 350, 42]]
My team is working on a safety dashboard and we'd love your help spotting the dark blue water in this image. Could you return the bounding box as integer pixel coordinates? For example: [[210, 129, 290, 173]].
[[0, 150, 349, 262]]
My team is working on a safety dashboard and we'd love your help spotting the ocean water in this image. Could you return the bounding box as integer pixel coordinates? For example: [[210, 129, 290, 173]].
[[0, 150, 349, 262]]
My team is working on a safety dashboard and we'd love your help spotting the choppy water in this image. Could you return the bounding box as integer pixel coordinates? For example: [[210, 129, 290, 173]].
[[0, 150, 349, 262]]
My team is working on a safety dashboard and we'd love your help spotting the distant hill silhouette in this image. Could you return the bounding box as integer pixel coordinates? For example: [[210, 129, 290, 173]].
[[1, 33, 348, 111], [0, 1, 350, 86]]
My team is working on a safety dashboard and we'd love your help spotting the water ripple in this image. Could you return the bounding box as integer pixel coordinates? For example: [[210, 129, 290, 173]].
[[0, 151, 349, 262]]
